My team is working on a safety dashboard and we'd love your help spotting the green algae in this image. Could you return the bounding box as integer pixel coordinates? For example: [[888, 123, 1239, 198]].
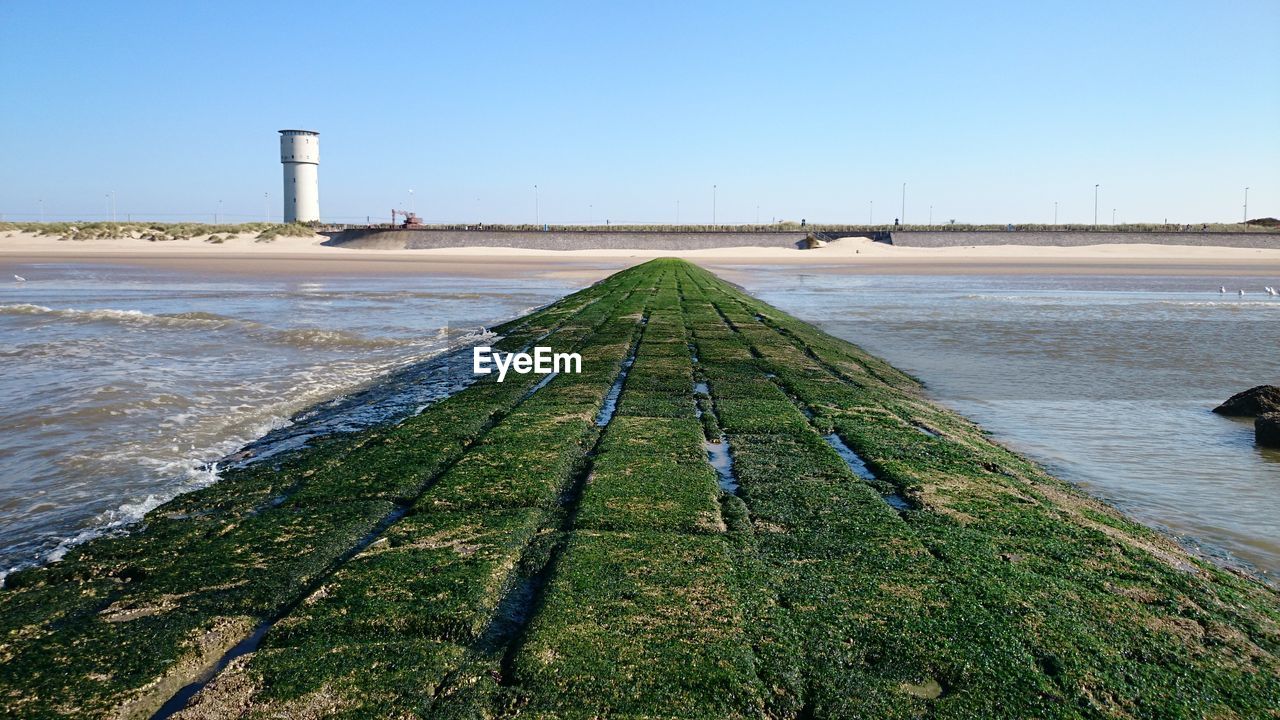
[[1, 259, 1277, 719]]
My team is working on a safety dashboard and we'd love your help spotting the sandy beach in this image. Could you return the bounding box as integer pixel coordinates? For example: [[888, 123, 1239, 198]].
[[5, 231, 1280, 279]]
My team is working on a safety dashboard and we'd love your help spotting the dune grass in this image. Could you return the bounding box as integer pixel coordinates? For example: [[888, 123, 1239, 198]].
[[0, 221, 317, 242]]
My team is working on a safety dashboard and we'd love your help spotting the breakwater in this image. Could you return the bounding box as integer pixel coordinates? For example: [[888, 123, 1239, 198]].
[[1, 260, 1276, 718]]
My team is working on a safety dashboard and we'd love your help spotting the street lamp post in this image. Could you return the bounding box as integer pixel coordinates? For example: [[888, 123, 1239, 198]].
[[676, 200, 680, 225], [929, 205, 933, 225], [1244, 187, 1249, 223], [712, 185, 717, 226], [869, 200, 873, 225], [534, 185, 539, 226], [1093, 184, 1099, 227], [38, 199, 44, 223], [1112, 208, 1116, 225], [901, 182, 906, 225], [264, 192, 270, 223], [1054, 201, 1058, 225]]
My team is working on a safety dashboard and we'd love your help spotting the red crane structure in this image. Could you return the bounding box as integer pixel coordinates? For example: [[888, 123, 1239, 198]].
[[391, 209, 423, 228]]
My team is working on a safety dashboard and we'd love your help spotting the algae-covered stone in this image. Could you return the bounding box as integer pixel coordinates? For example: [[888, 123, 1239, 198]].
[[1257, 412, 1280, 448], [512, 530, 764, 717], [1213, 384, 1280, 416]]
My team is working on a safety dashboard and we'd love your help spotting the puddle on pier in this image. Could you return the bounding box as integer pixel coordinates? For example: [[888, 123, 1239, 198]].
[[823, 433, 911, 512], [824, 433, 875, 481], [594, 316, 648, 427], [705, 438, 738, 493], [596, 358, 634, 427], [913, 423, 942, 438], [692, 381, 738, 493]]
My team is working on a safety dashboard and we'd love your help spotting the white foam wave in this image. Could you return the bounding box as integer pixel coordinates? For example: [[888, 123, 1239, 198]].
[[0, 303, 53, 314], [1, 303, 423, 350], [254, 327, 414, 350], [960, 294, 1053, 303], [35, 414, 296, 570], [44, 460, 221, 564], [959, 295, 1280, 309], [2, 319, 497, 580], [0, 303, 241, 329], [1152, 300, 1280, 308]]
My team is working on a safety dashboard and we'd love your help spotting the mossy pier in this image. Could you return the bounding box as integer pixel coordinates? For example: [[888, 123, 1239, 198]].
[[2, 260, 1277, 718]]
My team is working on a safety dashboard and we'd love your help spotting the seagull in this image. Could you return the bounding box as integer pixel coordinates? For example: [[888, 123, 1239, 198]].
[[1219, 286, 1226, 293], [1239, 289, 1246, 296], [12, 274, 24, 282]]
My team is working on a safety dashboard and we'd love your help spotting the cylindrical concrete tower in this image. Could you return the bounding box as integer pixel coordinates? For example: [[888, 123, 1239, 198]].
[[279, 129, 320, 223]]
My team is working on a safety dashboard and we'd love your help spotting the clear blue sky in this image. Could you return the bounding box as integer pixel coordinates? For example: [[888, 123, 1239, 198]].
[[2, 1, 1277, 225]]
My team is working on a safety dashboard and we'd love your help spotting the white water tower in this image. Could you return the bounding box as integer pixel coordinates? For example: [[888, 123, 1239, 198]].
[[279, 129, 320, 223]]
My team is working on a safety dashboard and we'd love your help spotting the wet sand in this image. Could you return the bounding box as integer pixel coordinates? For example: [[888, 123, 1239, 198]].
[[0, 251, 629, 282], [5, 231, 1280, 280]]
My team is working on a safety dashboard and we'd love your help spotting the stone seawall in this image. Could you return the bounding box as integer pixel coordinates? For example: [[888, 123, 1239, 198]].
[[323, 227, 1280, 252], [885, 230, 1280, 249], [323, 229, 813, 251]]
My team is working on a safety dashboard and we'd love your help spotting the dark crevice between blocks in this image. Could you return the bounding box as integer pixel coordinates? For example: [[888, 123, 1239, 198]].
[[705, 296, 916, 514], [452, 307, 652, 703], [150, 291, 647, 720]]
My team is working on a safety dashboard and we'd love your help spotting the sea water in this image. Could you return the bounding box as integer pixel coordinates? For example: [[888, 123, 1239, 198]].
[[739, 270, 1280, 581], [0, 262, 575, 577]]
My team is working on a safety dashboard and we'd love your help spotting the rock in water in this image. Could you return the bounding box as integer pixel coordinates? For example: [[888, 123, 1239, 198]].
[[1257, 413, 1280, 448], [1213, 385, 1280, 416]]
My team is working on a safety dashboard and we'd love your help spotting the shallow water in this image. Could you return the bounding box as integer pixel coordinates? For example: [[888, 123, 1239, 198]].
[[0, 262, 572, 576], [738, 270, 1280, 580], [822, 432, 911, 512], [704, 439, 738, 494]]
